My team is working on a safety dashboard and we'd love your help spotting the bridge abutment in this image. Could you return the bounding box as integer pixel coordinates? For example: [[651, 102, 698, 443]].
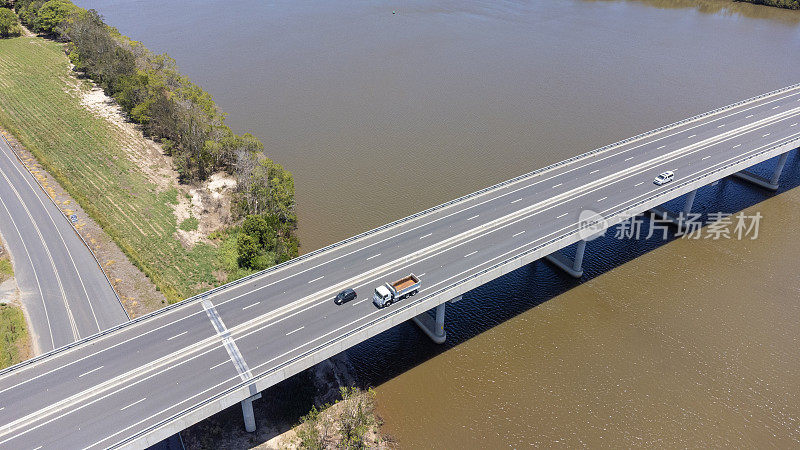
[[545, 239, 586, 278], [733, 151, 791, 191]]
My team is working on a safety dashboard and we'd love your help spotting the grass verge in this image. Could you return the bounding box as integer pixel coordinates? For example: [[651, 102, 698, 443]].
[[0, 303, 29, 369], [0, 36, 225, 302]]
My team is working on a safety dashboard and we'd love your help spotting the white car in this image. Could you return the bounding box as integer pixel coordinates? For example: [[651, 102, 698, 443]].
[[653, 170, 674, 186]]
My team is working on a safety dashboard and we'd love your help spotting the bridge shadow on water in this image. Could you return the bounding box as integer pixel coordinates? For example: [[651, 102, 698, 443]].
[[179, 150, 800, 448]]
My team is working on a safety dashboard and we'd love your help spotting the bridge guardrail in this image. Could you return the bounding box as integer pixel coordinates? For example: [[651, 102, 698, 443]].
[[117, 133, 800, 447], [2, 82, 798, 377]]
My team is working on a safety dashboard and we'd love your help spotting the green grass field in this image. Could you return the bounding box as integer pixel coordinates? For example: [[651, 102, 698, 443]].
[[0, 36, 224, 302], [0, 303, 28, 369]]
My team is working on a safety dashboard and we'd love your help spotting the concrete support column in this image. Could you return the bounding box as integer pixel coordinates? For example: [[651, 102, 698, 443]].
[[412, 302, 449, 344], [241, 396, 257, 432], [572, 239, 586, 273], [682, 189, 697, 216], [770, 151, 790, 186], [434, 303, 445, 339], [545, 240, 587, 278]]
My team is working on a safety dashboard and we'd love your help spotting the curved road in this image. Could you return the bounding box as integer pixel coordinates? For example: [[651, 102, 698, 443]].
[[0, 133, 128, 354]]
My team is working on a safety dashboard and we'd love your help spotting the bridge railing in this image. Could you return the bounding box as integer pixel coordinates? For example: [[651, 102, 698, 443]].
[[118, 132, 800, 448], [2, 82, 799, 378]]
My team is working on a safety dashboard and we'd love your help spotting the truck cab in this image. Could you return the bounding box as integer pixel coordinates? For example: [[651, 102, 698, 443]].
[[373, 285, 393, 307]]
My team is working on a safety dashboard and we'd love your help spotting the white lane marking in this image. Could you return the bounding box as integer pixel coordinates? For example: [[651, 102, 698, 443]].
[[556, 212, 568, 219], [366, 253, 381, 261], [792, 123, 798, 127], [688, 134, 696, 139], [209, 361, 229, 370], [83, 128, 800, 450], [167, 331, 188, 341], [352, 298, 368, 306], [510, 198, 524, 203], [32, 446, 41, 450], [308, 276, 324, 284], [120, 398, 146, 411], [733, 144, 742, 148], [419, 233, 432, 239], [717, 124, 725, 128], [467, 214, 479, 221], [746, 114, 754, 118], [657, 145, 666, 149], [589, 169, 599, 174], [512, 231, 526, 237], [286, 326, 304, 336], [634, 182, 644, 187], [78, 366, 103, 378], [0, 407, 4, 411], [0, 143, 104, 333], [0, 164, 79, 342], [624, 156, 634, 161], [597, 196, 607, 202], [14, 110, 800, 412], [0, 189, 54, 349], [763, 133, 771, 137], [25, 91, 800, 374], [464, 251, 478, 258], [552, 183, 562, 188], [242, 302, 260, 311], [773, 105, 781, 109], [10, 94, 800, 426], [702, 156, 711, 160]]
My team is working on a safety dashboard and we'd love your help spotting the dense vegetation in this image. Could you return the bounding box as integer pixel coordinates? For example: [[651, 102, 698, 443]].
[[8, 0, 298, 292], [0, 6, 21, 37], [737, 0, 799, 9]]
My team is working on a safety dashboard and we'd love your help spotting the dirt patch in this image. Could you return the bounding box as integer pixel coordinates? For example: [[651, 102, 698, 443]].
[[175, 173, 236, 249], [79, 86, 176, 193]]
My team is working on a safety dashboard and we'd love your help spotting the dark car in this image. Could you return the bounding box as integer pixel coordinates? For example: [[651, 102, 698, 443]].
[[334, 288, 357, 305]]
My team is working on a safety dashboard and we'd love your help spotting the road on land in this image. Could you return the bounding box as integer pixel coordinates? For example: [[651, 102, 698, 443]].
[[0, 133, 128, 353]]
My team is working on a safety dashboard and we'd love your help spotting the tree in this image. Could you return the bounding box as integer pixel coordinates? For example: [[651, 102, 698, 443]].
[[33, 0, 78, 36], [0, 8, 20, 38], [0, 0, 12, 8]]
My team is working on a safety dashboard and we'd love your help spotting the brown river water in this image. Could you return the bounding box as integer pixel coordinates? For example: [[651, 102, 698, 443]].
[[73, 0, 800, 446]]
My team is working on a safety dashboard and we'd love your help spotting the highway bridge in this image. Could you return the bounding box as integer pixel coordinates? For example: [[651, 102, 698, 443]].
[[1, 84, 799, 448]]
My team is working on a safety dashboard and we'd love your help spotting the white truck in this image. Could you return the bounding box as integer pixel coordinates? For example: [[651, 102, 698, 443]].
[[372, 274, 421, 308]]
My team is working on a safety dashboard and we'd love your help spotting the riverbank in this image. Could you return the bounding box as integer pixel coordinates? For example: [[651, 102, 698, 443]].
[[738, 0, 799, 10], [0, 33, 251, 307]]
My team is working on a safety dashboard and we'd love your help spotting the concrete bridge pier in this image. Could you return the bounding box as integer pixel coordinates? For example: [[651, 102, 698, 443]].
[[413, 302, 447, 343], [733, 151, 790, 191], [648, 188, 698, 229], [545, 239, 586, 278], [241, 392, 261, 432]]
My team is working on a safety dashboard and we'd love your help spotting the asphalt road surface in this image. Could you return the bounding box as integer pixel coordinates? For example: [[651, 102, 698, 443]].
[[0, 85, 799, 448], [0, 133, 127, 353]]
